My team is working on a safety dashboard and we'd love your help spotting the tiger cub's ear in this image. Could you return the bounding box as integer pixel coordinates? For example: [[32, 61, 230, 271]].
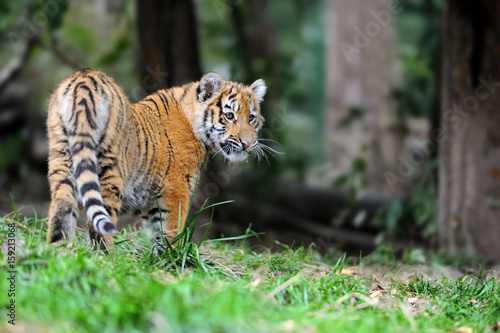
[[250, 79, 267, 103], [198, 72, 223, 103]]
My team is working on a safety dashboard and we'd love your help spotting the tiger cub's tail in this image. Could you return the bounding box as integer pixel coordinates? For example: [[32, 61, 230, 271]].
[[56, 71, 116, 236]]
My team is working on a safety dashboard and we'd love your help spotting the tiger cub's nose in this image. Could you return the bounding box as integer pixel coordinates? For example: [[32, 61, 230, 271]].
[[241, 140, 250, 150]]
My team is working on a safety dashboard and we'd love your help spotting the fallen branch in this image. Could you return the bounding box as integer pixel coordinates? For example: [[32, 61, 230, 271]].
[[0, 34, 38, 94]]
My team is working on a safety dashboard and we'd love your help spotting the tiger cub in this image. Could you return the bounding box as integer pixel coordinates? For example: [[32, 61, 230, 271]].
[[46, 68, 267, 249]]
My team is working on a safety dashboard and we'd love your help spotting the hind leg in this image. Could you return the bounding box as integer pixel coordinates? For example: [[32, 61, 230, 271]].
[[88, 163, 124, 250], [47, 133, 78, 243]]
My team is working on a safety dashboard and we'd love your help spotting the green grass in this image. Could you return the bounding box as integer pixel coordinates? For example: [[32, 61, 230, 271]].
[[1, 211, 499, 333]]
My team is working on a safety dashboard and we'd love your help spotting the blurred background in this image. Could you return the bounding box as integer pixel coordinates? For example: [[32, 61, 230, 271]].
[[1, 0, 499, 263]]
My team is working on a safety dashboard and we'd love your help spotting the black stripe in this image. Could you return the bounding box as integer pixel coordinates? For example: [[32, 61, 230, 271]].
[[144, 97, 160, 114], [92, 211, 107, 222], [196, 84, 201, 101], [103, 222, 115, 232], [203, 107, 209, 125], [68, 132, 93, 138], [51, 232, 64, 242], [99, 75, 120, 109], [69, 110, 81, 133], [170, 90, 177, 106], [85, 198, 103, 210], [59, 206, 73, 217], [143, 122, 149, 168], [97, 153, 118, 163], [164, 130, 174, 176], [156, 91, 169, 116], [78, 99, 97, 129], [180, 85, 190, 102], [55, 179, 74, 192], [107, 185, 122, 200], [87, 76, 98, 91], [104, 206, 119, 216], [99, 173, 116, 182], [63, 76, 78, 96], [95, 218, 103, 230], [73, 82, 95, 110], [218, 109, 226, 126], [97, 164, 116, 179], [48, 169, 63, 178], [71, 141, 95, 155], [212, 125, 226, 133], [77, 84, 96, 114], [75, 158, 97, 178], [148, 208, 169, 215], [134, 111, 151, 173], [80, 181, 100, 197], [216, 94, 223, 110]]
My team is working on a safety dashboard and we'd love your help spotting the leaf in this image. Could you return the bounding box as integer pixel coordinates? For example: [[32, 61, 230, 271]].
[[386, 200, 403, 231], [352, 157, 366, 172], [340, 268, 355, 275], [370, 290, 383, 299], [98, 36, 129, 66], [454, 327, 473, 333], [333, 174, 349, 187]]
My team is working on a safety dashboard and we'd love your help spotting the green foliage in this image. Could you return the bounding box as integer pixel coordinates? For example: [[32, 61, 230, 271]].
[[372, 160, 438, 243], [392, 0, 442, 130], [393, 274, 500, 329], [0, 133, 30, 179], [333, 157, 368, 202], [152, 199, 255, 273], [1, 207, 499, 332]]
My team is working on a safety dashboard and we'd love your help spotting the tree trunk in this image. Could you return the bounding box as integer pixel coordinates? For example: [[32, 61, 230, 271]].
[[324, 0, 403, 195], [136, 0, 201, 93], [440, 0, 500, 262]]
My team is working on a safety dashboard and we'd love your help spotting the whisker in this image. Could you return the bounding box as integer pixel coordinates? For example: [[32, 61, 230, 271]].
[[255, 144, 270, 165], [258, 142, 284, 156], [258, 144, 275, 158], [250, 147, 262, 164], [258, 138, 284, 148], [212, 147, 224, 159]]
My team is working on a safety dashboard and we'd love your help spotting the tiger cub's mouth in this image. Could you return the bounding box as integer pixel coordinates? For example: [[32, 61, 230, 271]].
[[215, 138, 282, 164], [220, 139, 249, 162]]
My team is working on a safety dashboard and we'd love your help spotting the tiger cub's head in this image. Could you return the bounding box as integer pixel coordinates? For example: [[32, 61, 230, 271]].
[[194, 72, 267, 162]]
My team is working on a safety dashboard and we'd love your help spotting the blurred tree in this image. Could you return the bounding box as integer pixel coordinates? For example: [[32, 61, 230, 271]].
[[325, 0, 403, 195], [137, 0, 201, 92], [440, 0, 500, 262]]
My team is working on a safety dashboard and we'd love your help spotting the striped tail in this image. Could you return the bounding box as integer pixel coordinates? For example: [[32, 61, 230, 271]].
[[59, 74, 116, 236]]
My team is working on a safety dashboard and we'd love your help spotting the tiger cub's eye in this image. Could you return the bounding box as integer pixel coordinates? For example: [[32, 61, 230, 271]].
[[225, 112, 235, 120], [249, 114, 255, 122]]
